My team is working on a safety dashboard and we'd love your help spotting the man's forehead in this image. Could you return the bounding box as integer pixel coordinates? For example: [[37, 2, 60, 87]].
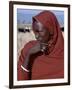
[[34, 21, 43, 28]]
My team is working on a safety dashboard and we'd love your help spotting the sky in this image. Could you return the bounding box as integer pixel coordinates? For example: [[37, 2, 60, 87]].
[[17, 9, 64, 27]]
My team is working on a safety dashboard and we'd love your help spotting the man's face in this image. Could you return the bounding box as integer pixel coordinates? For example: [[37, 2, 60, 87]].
[[33, 21, 50, 43]]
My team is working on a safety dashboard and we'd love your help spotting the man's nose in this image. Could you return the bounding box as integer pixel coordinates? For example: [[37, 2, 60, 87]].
[[35, 34, 40, 39]]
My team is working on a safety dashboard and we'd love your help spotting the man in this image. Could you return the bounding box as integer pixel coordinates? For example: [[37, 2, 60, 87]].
[[17, 11, 64, 80]]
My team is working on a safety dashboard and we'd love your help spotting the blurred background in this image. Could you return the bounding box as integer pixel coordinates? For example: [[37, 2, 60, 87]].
[[17, 9, 64, 60]]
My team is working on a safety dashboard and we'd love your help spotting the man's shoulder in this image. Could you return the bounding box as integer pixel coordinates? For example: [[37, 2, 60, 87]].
[[25, 40, 37, 48], [21, 40, 37, 53]]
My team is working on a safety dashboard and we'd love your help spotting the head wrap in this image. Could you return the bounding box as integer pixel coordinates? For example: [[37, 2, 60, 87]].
[[32, 11, 64, 56]]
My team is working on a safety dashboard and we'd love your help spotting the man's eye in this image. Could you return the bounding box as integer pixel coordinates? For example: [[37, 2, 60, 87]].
[[35, 30, 39, 32]]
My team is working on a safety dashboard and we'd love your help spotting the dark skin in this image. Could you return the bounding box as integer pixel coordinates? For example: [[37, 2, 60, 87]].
[[33, 21, 50, 43], [24, 21, 50, 70]]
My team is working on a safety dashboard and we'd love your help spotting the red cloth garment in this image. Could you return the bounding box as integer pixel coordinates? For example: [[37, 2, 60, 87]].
[[17, 11, 64, 80]]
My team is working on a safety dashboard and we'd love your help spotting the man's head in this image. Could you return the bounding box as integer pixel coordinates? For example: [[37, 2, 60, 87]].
[[32, 10, 63, 55], [32, 11, 61, 47], [33, 20, 50, 43]]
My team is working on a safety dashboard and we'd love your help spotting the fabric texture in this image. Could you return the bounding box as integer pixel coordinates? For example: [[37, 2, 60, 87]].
[[17, 11, 64, 80]]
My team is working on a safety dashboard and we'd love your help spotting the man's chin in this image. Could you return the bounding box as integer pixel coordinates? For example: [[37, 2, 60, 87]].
[[37, 40, 42, 43], [36, 39, 45, 43]]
